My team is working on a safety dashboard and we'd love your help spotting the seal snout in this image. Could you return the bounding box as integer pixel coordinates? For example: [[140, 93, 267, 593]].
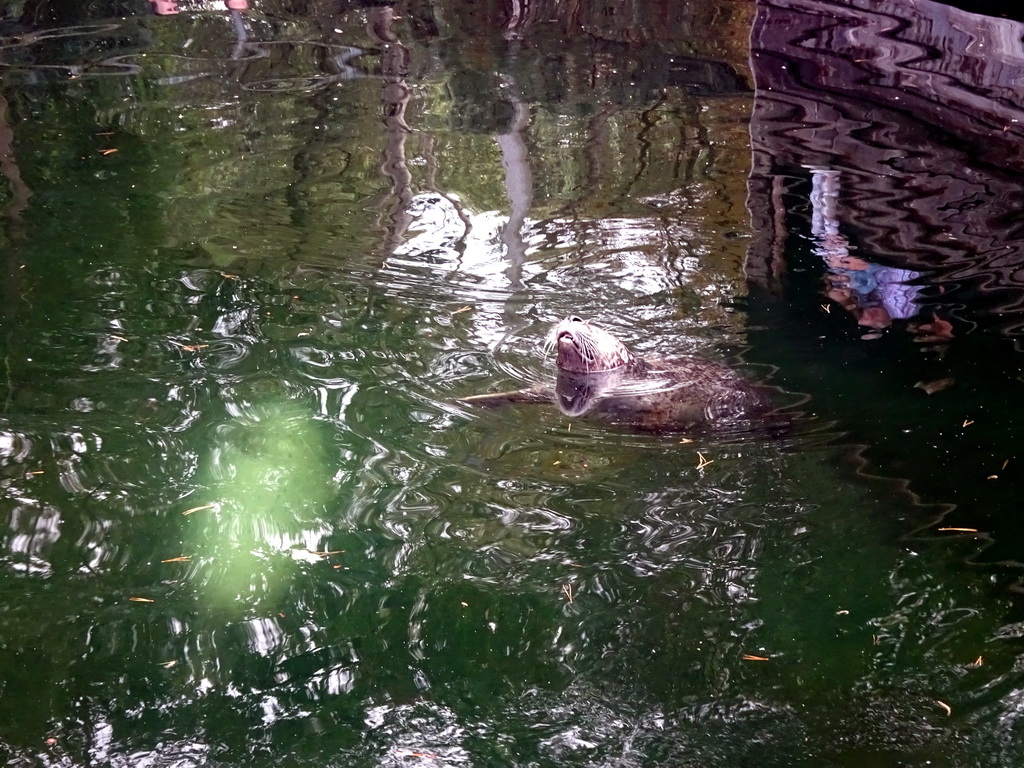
[[554, 318, 584, 352], [556, 330, 580, 361], [550, 315, 633, 373]]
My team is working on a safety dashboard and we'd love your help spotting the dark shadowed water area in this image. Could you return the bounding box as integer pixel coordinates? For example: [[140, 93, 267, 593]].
[[2, 0, 1024, 766]]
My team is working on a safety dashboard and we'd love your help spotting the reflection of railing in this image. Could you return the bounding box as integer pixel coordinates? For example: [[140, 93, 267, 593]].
[[0, 11, 376, 87], [0, 21, 122, 47], [745, 0, 1024, 331]]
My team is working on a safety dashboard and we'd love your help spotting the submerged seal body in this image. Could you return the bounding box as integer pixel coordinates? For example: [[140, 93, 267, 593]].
[[463, 316, 770, 432]]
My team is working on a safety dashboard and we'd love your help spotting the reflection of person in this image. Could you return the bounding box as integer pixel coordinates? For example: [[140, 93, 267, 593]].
[[824, 254, 923, 329], [147, 0, 254, 63], [810, 169, 942, 337], [149, 0, 248, 15], [148, 0, 180, 13]]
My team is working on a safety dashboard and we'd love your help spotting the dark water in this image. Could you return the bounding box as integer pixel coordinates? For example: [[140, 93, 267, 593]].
[[1, 1, 1024, 766]]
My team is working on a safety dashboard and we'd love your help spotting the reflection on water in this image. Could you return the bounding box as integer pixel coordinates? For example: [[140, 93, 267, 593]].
[[748, 0, 1024, 326], [746, 0, 1024, 564], [811, 169, 927, 340], [0, 0, 1023, 765]]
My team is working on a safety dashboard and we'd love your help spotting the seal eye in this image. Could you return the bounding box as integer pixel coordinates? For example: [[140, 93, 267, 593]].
[[568, 315, 583, 323]]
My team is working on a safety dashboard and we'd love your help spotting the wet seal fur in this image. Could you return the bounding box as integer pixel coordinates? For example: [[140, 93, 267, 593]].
[[462, 316, 771, 432]]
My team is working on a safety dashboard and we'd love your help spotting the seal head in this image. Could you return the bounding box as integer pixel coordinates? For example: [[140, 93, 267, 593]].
[[550, 316, 635, 373]]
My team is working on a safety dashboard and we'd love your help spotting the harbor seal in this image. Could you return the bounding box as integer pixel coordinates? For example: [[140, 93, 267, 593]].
[[462, 316, 770, 431]]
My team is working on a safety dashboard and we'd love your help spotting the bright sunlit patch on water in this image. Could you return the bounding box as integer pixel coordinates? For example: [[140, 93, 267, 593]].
[[187, 397, 338, 612]]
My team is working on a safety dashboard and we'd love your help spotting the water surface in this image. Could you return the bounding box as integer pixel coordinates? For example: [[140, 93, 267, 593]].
[[1, 1, 1024, 766]]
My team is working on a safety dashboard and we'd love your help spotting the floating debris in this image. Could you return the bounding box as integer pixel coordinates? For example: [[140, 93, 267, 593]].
[[914, 377, 955, 394], [182, 503, 216, 516], [308, 549, 344, 558], [169, 341, 209, 353]]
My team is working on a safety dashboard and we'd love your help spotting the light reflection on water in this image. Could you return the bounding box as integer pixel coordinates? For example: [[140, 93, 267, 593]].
[[0, 1, 1023, 766]]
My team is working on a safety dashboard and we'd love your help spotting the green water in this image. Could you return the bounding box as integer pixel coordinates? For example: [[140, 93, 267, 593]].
[[0, 2, 1023, 766]]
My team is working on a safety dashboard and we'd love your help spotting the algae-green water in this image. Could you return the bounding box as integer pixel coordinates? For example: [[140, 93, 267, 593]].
[[1, 1, 1024, 766]]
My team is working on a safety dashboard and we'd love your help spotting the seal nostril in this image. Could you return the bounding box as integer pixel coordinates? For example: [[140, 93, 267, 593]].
[[568, 315, 583, 323]]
